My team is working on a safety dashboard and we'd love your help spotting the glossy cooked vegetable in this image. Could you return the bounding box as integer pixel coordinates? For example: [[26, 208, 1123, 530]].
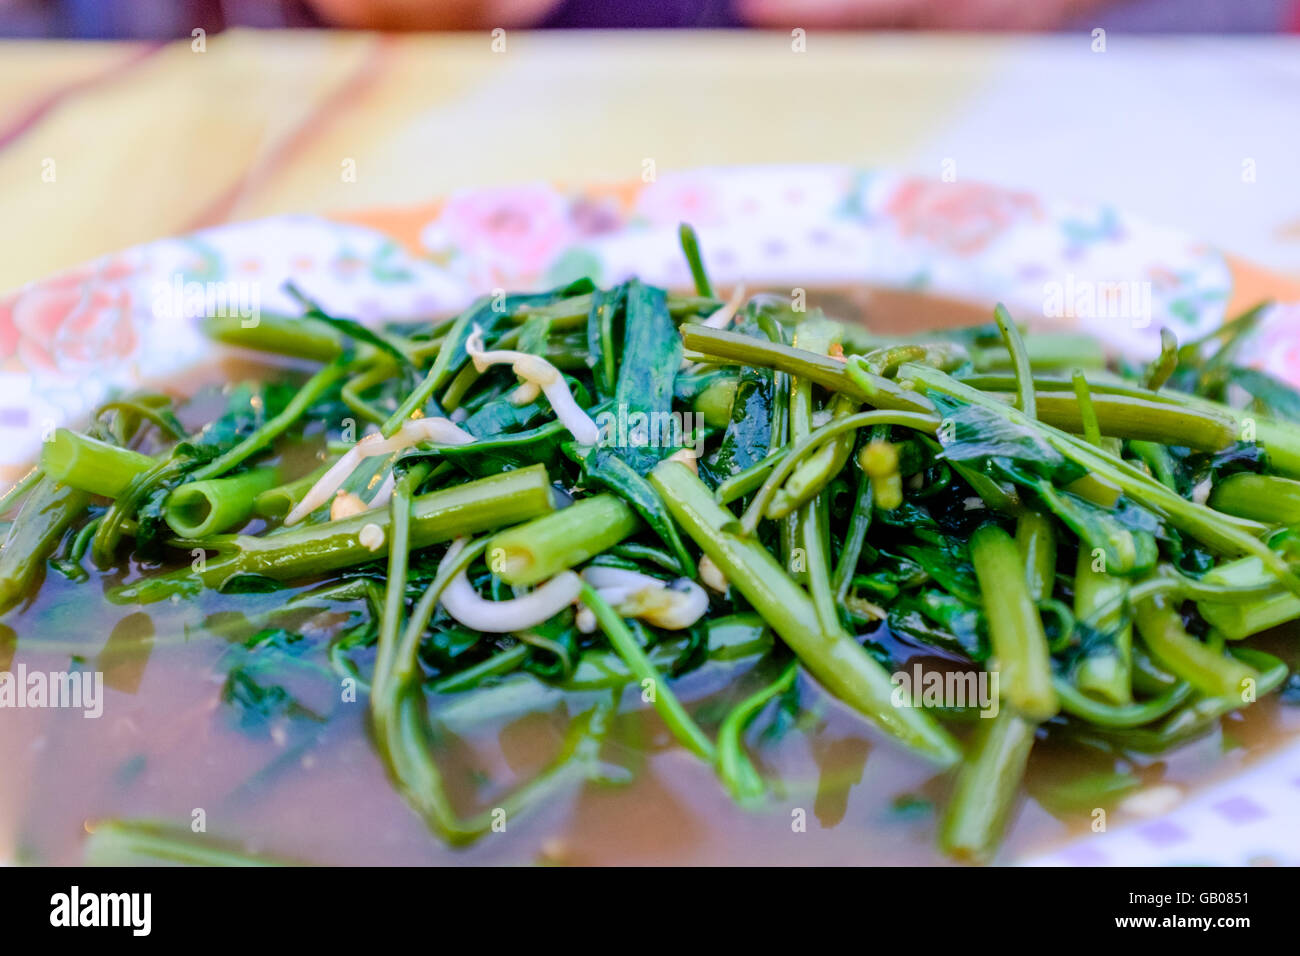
[[6, 223, 1300, 865]]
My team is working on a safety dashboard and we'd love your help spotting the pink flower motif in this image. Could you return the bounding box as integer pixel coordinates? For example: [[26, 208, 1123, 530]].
[[884, 178, 1042, 256], [634, 176, 725, 227], [0, 258, 140, 376], [430, 186, 576, 282], [568, 196, 622, 238], [1247, 304, 1300, 388]]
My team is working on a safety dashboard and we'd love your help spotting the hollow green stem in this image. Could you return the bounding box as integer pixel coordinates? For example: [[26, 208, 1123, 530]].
[[0, 477, 90, 613], [253, 463, 330, 519], [1143, 327, 1179, 391], [1071, 368, 1103, 448], [1209, 473, 1300, 526], [113, 465, 557, 601], [1015, 511, 1056, 603], [939, 711, 1036, 864], [970, 524, 1058, 721], [488, 494, 641, 587], [41, 430, 154, 498], [682, 326, 868, 400], [1072, 548, 1133, 706], [1001, 392, 1237, 452], [163, 467, 280, 538], [994, 303, 1036, 420], [202, 312, 349, 363], [1133, 593, 1257, 700], [678, 223, 715, 299]]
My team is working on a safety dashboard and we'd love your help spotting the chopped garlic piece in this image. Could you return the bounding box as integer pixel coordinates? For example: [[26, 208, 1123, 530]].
[[465, 324, 599, 444], [330, 490, 368, 520], [669, 447, 699, 474], [358, 523, 385, 552], [698, 555, 728, 593]]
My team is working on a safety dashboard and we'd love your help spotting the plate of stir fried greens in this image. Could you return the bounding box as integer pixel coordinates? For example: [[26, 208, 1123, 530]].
[[3, 167, 1300, 866]]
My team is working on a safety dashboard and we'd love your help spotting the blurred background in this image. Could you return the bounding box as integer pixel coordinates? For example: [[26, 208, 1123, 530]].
[[2, 0, 1299, 35], [1, 0, 1298, 293]]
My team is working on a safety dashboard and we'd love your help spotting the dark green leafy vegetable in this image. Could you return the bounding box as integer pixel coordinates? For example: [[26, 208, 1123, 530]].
[[7, 229, 1300, 869]]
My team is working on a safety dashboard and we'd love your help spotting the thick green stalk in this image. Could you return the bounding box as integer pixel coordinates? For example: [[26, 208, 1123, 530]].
[[788, 320, 843, 635], [992, 392, 1237, 452], [1134, 593, 1257, 700], [767, 394, 859, 519], [1143, 327, 1180, 391], [114, 465, 556, 600], [1199, 591, 1300, 640], [1072, 549, 1133, 706], [202, 312, 349, 363], [1071, 369, 1104, 448], [253, 463, 330, 519], [41, 430, 154, 498], [970, 524, 1058, 721], [939, 711, 1037, 864], [1014, 511, 1056, 603], [487, 494, 641, 587], [215, 465, 553, 582], [682, 326, 869, 400], [958, 371, 1300, 479], [164, 467, 280, 538], [1209, 473, 1300, 526], [0, 477, 90, 613], [649, 461, 961, 767]]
